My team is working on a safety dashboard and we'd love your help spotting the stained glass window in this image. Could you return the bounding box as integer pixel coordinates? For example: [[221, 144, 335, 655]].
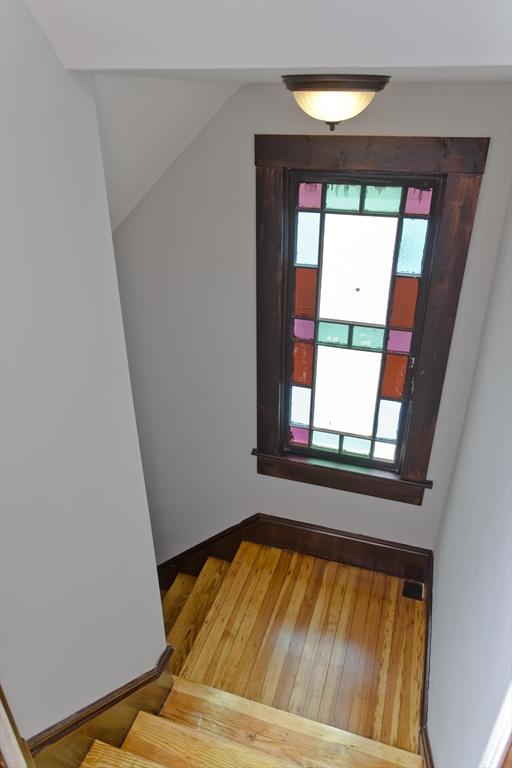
[[287, 178, 434, 469]]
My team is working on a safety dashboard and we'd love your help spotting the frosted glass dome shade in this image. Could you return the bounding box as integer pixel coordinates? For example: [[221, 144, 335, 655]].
[[282, 75, 390, 130], [293, 90, 375, 122]]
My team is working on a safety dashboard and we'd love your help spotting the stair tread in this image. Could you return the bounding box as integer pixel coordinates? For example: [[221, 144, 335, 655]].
[[179, 541, 262, 682], [168, 557, 230, 674], [80, 740, 164, 768], [122, 710, 298, 768], [162, 573, 196, 636], [161, 676, 422, 768]]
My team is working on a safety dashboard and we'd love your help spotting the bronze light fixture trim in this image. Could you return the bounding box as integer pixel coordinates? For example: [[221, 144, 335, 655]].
[[282, 74, 390, 131]]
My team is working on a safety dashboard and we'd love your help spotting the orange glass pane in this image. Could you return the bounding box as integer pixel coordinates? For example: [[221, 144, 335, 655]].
[[295, 268, 317, 318], [381, 354, 408, 398], [293, 342, 314, 386], [389, 277, 419, 328]]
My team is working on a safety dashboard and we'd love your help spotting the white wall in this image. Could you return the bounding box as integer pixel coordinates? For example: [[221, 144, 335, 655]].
[[93, 74, 238, 230], [0, 1, 166, 739], [113, 82, 511, 562], [427, 209, 512, 767]]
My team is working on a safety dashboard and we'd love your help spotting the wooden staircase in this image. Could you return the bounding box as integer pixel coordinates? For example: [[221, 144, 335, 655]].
[[80, 542, 425, 768]]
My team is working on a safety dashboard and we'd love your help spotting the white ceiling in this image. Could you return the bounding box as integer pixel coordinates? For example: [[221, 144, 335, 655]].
[[26, 0, 512, 77], [93, 75, 237, 230], [26, 0, 512, 229]]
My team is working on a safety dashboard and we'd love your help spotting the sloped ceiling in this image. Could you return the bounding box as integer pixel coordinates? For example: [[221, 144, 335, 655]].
[[25, 0, 512, 76], [93, 75, 238, 230]]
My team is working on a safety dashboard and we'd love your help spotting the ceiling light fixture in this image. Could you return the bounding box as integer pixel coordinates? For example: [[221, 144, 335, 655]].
[[282, 74, 390, 131]]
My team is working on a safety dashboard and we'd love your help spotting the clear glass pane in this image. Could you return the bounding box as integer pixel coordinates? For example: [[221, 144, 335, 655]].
[[397, 219, 428, 275], [352, 326, 385, 350], [319, 214, 397, 325], [343, 436, 371, 456], [376, 399, 401, 440], [387, 330, 412, 353], [325, 184, 361, 211], [373, 441, 396, 461], [291, 385, 311, 426], [405, 187, 432, 215], [317, 321, 349, 346], [364, 185, 402, 213], [313, 346, 381, 436], [298, 182, 322, 209], [312, 430, 339, 451], [294, 318, 315, 340], [290, 426, 309, 445], [296, 212, 321, 266]]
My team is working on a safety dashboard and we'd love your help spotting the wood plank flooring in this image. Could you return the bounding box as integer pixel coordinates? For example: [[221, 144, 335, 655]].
[[181, 541, 426, 753]]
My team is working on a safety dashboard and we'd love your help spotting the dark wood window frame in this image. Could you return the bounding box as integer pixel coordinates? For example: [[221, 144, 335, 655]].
[[253, 135, 489, 505]]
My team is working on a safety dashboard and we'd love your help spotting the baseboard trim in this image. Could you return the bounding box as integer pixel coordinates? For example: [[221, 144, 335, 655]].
[[157, 512, 433, 589], [419, 727, 435, 768], [27, 644, 172, 755]]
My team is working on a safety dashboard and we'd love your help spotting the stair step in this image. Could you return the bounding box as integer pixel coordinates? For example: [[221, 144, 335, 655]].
[[81, 740, 164, 768], [162, 572, 196, 636], [122, 710, 297, 768], [161, 677, 422, 768], [180, 541, 266, 684], [168, 557, 230, 673]]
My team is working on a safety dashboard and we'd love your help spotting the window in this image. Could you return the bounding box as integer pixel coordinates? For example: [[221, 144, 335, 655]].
[[254, 135, 489, 504]]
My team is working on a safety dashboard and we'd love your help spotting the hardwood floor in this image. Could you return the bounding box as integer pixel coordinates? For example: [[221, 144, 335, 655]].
[[181, 541, 426, 753]]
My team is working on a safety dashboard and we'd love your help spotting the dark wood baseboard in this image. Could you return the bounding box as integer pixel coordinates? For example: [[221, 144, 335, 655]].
[[157, 512, 433, 589], [419, 727, 435, 768], [27, 644, 172, 754]]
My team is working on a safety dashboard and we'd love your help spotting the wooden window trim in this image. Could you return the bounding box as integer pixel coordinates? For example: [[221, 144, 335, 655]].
[[254, 135, 489, 505]]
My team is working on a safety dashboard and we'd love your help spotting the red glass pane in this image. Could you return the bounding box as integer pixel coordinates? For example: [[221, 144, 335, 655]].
[[295, 268, 318, 318], [293, 342, 314, 386], [390, 277, 419, 328], [381, 354, 408, 398]]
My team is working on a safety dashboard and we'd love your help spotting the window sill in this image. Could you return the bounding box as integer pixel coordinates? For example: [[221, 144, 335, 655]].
[[252, 450, 432, 505]]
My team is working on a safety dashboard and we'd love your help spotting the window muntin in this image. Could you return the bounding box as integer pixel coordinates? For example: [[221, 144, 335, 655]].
[[286, 176, 436, 471]]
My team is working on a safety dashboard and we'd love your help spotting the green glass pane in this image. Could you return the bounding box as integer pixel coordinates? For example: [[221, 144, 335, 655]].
[[318, 322, 349, 345], [352, 326, 384, 350], [397, 219, 428, 275], [364, 185, 402, 213], [342, 436, 371, 456], [325, 184, 361, 211], [312, 430, 339, 451]]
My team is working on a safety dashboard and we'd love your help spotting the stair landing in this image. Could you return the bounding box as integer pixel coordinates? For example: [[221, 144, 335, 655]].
[[180, 541, 426, 754]]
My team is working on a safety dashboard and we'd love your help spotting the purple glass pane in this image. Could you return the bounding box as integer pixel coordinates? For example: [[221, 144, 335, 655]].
[[294, 318, 315, 340], [387, 330, 412, 353], [405, 187, 432, 215], [290, 426, 309, 446], [299, 183, 322, 209]]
